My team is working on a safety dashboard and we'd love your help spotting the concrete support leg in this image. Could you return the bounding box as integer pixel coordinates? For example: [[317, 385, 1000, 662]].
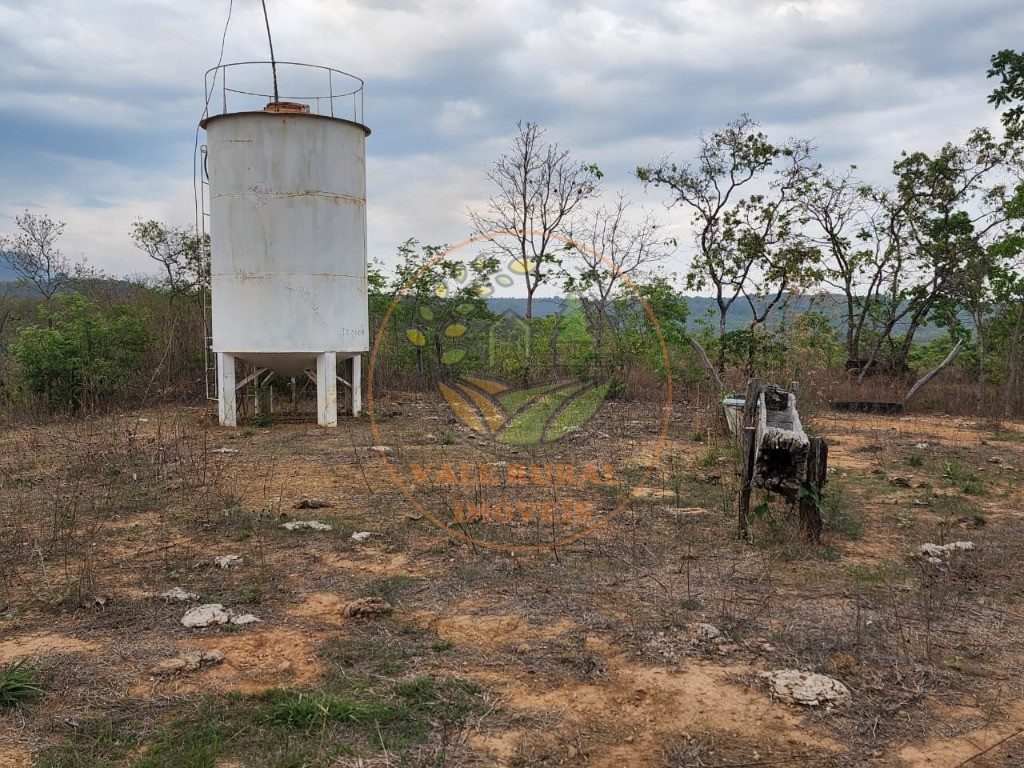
[[351, 355, 362, 417], [217, 352, 237, 427], [317, 352, 338, 427]]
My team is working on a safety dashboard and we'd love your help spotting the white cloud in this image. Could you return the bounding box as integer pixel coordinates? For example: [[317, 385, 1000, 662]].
[[0, 0, 1021, 276]]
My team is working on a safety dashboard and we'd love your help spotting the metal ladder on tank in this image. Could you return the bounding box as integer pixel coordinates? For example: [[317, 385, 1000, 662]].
[[199, 144, 217, 402]]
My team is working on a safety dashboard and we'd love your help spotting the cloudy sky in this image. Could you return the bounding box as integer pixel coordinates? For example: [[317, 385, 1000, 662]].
[[0, 0, 1020, 279]]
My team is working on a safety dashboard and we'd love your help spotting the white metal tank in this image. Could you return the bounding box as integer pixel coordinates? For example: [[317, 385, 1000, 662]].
[[200, 62, 370, 426]]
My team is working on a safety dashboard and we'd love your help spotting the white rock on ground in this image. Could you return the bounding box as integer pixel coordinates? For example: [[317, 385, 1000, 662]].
[[759, 669, 850, 706], [281, 520, 333, 531], [181, 603, 262, 628], [918, 541, 975, 560], [214, 555, 243, 568], [692, 623, 724, 643], [350, 531, 373, 542], [160, 587, 199, 603]]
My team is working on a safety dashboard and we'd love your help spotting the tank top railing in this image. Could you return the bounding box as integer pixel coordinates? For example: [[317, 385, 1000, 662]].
[[203, 61, 364, 125]]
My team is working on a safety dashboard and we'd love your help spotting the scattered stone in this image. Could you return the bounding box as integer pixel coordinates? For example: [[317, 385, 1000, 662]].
[[955, 515, 986, 529], [149, 650, 224, 676], [294, 498, 333, 510], [889, 476, 912, 488], [181, 603, 262, 628], [212, 447, 239, 454], [160, 587, 199, 603], [362, 445, 392, 456], [181, 604, 231, 628], [403, 513, 423, 521], [914, 442, 929, 449], [515, 643, 532, 655], [693, 623, 724, 644], [759, 669, 850, 707], [214, 555, 243, 569], [343, 597, 392, 618], [350, 531, 373, 543], [281, 520, 333, 531], [918, 541, 975, 560]]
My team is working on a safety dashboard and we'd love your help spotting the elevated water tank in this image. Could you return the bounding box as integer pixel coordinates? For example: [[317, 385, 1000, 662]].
[[200, 62, 370, 426]]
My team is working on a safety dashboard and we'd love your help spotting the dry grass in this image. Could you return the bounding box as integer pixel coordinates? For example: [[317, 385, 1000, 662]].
[[0, 396, 1023, 766]]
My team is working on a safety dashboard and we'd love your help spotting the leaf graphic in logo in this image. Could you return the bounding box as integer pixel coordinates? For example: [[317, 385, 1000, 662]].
[[439, 382, 489, 435], [437, 377, 608, 444], [462, 376, 509, 396], [439, 379, 507, 435], [407, 328, 426, 346], [496, 382, 609, 445], [441, 348, 466, 365], [543, 382, 610, 441]]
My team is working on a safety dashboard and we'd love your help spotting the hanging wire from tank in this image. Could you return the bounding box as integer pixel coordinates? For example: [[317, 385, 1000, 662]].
[[261, 0, 280, 105]]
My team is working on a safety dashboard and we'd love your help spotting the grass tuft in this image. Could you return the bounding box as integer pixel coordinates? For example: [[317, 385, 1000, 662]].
[[0, 658, 43, 711]]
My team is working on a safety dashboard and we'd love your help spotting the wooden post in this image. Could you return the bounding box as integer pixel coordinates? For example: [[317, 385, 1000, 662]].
[[738, 377, 761, 540], [799, 437, 828, 542]]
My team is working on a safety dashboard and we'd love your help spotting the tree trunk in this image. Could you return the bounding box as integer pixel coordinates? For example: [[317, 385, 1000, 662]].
[[1005, 301, 1024, 418], [975, 311, 986, 414], [550, 311, 562, 382], [685, 334, 722, 392], [904, 339, 965, 407]]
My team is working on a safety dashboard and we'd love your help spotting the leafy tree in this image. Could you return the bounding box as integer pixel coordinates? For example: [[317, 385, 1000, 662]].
[[129, 219, 210, 300], [610, 275, 689, 383], [798, 168, 910, 368], [10, 293, 151, 411], [988, 49, 1024, 137], [882, 128, 1013, 379], [384, 239, 496, 381], [637, 114, 821, 379], [469, 121, 601, 380], [0, 211, 80, 302]]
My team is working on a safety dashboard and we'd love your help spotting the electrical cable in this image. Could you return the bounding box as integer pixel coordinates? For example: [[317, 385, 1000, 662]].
[[260, 0, 279, 105], [193, 0, 233, 229]]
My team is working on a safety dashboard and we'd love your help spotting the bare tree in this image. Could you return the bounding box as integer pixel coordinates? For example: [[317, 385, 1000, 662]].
[[564, 193, 670, 361], [469, 121, 601, 379], [0, 211, 76, 301]]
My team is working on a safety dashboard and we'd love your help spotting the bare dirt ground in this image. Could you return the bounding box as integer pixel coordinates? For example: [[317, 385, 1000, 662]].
[[2, 394, 1024, 767]]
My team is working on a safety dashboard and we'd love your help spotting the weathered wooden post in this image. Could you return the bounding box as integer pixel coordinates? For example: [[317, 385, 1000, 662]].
[[799, 437, 828, 542], [738, 377, 762, 540], [734, 378, 828, 543]]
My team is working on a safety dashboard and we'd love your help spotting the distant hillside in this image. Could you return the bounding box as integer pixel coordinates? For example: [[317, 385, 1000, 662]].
[[486, 294, 952, 343], [0, 259, 21, 283]]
